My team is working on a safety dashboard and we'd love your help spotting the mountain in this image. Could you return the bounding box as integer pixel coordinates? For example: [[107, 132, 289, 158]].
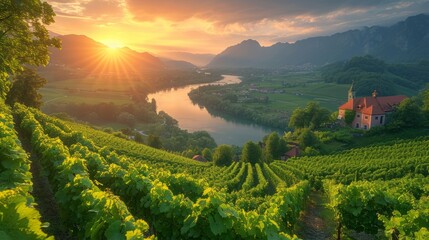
[[158, 52, 215, 67], [159, 57, 197, 70], [208, 14, 429, 69], [49, 34, 164, 74]]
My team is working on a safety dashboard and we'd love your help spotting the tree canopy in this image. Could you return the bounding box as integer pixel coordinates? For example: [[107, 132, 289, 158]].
[[263, 132, 288, 161], [5, 67, 46, 108], [241, 141, 262, 164], [0, 0, 60, 99], [213, 145, 234, 166], [202, 148, 213, 161], [390, 98, 425, 128], [298, 128, 319, 149], [147, 134, 162, 149], [321, 55, 429, 97], [289, 102, 331, 130]]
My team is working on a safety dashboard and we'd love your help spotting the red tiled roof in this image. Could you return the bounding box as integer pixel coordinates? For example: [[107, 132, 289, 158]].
[[339, 95, 406, 115], [192, 155, 207, 162], [285, 147, 300, 158]]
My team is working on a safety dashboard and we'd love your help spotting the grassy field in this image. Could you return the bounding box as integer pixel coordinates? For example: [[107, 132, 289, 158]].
[[40, 76, 135, 108], [245, 72, 352, 111], [252, 82, 349, 111]]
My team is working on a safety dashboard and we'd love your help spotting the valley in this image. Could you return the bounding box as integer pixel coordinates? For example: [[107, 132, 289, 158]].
[[1, 2, 429, 239]]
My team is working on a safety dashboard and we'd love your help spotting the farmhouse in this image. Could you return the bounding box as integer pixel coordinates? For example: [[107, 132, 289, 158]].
[[337, 83, 406, 130]]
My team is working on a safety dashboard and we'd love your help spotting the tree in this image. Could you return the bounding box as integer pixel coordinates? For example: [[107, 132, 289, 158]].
[[5, 67, 46, 108], [117, 112, 136, 127], [289, 108, 307, 129], [213, 144, 234, 166], [134, 133, 144, 143], [390, 98, 425, 128], [241, 141, 262, 164], [202, 148, 213, 161], [307, 102, 330, 129], [0, 0, 60, 99], [289, 102, 331, 130], [344, 110, 355, 125], [421, 87, 429, 119], [147, 134, 162, 149], [150, 98, 157, 112], [298, 128, 319, 149], [278, 138, 288, 156], [264, 132, 280, 161]]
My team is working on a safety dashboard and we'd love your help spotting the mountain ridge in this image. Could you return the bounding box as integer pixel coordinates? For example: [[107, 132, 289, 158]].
[[208, 14, 429, 68]]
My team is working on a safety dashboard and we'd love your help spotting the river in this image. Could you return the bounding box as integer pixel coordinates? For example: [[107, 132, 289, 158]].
[[148, 75, 274, 146]]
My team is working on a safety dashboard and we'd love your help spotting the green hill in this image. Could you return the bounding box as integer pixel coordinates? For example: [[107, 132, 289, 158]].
[[321, 55, 429, 97]]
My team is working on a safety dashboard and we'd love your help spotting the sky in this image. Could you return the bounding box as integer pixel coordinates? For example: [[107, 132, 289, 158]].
[[47, 0, 429, 54]]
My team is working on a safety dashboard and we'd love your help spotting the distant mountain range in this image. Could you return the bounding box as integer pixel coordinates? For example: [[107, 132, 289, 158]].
[[49, 35, 197, 73], [158, 52, 215, 67], [208, 14, 429, 69], [159, 57, 197, 70]]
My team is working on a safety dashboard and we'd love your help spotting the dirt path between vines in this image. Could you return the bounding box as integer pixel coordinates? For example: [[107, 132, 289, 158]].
[[296, 191, 336, 240], [18, 129, 73, 239]]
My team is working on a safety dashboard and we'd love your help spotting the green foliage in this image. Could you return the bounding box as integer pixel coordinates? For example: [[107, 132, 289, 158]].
[[322, 55, 429, 97], [0, 0, 60, 99], [298, 128, 319, 149], [213, 145, 234, 166], [344, 110, 355, 125], [0, 189, 52, 239], [289, 102, 330, 130], [9, 102, 429, 239], [278, 138, 288, 156], [422, 87, 429, 114], [5, 68, 46, 108], [241, 141, 262, 164], [14, 104, 151, 239], [303, 147, 319, 156], [390, 98, 425, 128], [117, 112, 136, 127], [324, 178, 429, 238], [381, 197, 429, 239], [0, 101, 50, 239], [147, 134, 162, 149], [202, 148, 213, 161], [134, 133, 144, 143], [264, 132, 280, 162]]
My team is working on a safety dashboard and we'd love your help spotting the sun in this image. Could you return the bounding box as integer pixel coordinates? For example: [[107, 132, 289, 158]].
[[101, 40, 124, 49]]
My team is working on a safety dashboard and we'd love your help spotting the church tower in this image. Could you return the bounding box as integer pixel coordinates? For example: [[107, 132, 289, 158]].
[[348, 81, 356, 101]]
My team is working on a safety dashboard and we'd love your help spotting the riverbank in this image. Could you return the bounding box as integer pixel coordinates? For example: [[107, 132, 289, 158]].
[[188, 72, 348, 130], [148, 75, 275, 146]]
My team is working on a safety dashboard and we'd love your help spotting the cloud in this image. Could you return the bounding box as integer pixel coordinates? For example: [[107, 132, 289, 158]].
[[124, 0, 404, 24], [82, 0, 124, 19], [47, 0, 124, 20]]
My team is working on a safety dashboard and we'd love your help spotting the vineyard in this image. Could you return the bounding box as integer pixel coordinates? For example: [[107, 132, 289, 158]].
[[1, 101, 429, 239]]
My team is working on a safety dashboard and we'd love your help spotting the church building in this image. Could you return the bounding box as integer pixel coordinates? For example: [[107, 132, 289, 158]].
[[337, 83, 406, 130]]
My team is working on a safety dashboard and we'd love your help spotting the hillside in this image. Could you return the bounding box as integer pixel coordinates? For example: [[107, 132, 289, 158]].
[[158, 52, 215, 67], [2, 101, 429, 239], [208, 14, 429, 68], [321, 55, 429, 96], [49, 34, 165, 73], [159, 57, 197, 70]]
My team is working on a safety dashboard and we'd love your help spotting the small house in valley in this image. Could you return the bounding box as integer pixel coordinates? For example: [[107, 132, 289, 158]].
[[192, 155, 207, 162], [281, 145, 300, 160], [337, 83, 406, 130]]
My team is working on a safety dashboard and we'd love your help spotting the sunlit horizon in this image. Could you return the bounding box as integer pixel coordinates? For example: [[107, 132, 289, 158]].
[[101, 40, 125, 49]]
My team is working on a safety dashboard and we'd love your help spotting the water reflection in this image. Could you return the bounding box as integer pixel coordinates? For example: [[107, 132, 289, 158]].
[[148, 75, 274, 146]]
